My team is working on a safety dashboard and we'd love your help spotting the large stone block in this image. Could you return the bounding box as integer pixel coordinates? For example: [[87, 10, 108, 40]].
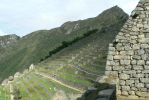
[[145, 84, 149, 88], [119, 80, 126, 86], [121, 91, 129, 96], [106, 65, 112, 71], [134, 74, 144, 78], [138, 49, 145, 55], [135, 83, 144, 88], [140, 78, 149, 83], [113, 55, 121, 60], [120, 60, 131, 65], [140, 88, 148, 92], [106, 61, 115, 66], [131, 60, 137, 65], [109, 47, 115, 51], [108, 51, 115, 55], [141, 44, 149, 49], [132, 65, 143, 70], [131, 87, 137, 91], [122, 86, 130, 91], [132, 55, 141, 60], [113, 66, 124, 71], [125, 45, 132, 50], [105, 71, 118, 77], [144, 65, 149, 69], [137, 60, 145, 65], [136, 91, 149, 98], [141, 54, 147, 60], [133, 44, 140, 50], [119, 74, 130, 80], [126, 80, 134, 85], [120, 51, 126, 55], [121, 56, 131, 60], [107, 55, 113, 60], [142, 70, 149, 73], [126, 50, 134, 55], [123, 70, 136, 74], [146, 61, 149, 65]]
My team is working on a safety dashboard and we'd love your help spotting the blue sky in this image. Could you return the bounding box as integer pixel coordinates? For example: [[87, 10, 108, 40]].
[[0, 0, 139, 36]]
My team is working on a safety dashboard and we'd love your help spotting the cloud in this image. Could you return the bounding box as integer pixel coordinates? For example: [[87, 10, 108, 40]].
[[0, 0, 140, 36]]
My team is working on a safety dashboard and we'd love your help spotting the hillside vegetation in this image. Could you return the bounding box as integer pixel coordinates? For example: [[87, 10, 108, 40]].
[[0, 6, 128, 83]]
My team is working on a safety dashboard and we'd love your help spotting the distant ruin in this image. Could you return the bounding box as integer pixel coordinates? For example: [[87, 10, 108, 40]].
[[105, 0, 149, 99]]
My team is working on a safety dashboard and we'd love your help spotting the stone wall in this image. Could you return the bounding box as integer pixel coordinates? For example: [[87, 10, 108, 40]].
[[105, 0, 149, 99]]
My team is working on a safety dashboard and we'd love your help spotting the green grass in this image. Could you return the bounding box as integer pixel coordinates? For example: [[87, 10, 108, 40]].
[[12, 72, 80, 100], [0, 86, 10, 100]]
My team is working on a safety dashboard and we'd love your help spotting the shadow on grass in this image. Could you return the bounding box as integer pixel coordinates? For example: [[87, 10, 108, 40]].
[[77, 82, 116, 100]]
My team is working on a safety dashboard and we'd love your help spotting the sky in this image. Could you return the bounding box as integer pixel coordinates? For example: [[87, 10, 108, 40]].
[[0, 0, 139, 36]]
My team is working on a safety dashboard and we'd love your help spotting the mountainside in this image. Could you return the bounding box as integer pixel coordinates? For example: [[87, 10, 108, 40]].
[[0, 6, 128, 83], [0, 6, 129, 100]]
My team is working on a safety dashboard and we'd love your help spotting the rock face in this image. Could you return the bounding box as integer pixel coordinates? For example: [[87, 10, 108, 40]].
[[0, 34, 19, 48], [105, 0, 149, 99]]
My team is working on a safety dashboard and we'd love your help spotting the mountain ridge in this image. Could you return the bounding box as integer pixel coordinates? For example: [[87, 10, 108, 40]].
[[0, 6, 128, 82]]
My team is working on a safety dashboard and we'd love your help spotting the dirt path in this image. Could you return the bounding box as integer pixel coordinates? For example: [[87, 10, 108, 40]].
[[72, 66, 100, 77], [35, 72, 84, 93]]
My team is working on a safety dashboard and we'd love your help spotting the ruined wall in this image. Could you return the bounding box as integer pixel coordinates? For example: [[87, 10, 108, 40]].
[[105, 0, 149, 98]]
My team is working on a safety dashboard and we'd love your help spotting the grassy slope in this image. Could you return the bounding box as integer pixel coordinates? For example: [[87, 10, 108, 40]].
[[12, 71, 80, 100], [36, 15, 127, 90], [0, 6, 128, 82]]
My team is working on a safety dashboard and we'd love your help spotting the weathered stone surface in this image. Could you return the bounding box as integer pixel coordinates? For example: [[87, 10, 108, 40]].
[[8, 76, 14, 81], [106, 65, 112, 71], [144, 65, 149, 69], [133, 44, 140, 50], [131, 60, 137, 65], [121, 91, 129, 96], [113, 66, 124, 71], [113, 55, 121, 60], [142, 70, 149, 73], [132, 55, 141, 60], [134, 74, 144, 78], [120, 60, 130, 65], [136, 91, 149, 98], [105, 0, 149, 98], [128, 91, 135, 95], [140, 78, 149, 83], [119, 74, 130, 80], [109, 47, 115, 51], [135, 83, 144, 88], [132, 65, 143, 70], [126, 80, 134, 85], [138, 49, 145, 55], [119, 80, 125, 86], [122, 86, 130, 91], [137, 60, 145, 65], [141, 44, 149, 48], [107, 55, 113, 60]]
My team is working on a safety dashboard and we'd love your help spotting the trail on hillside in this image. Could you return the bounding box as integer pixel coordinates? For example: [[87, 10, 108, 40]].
[[72, 66, 101, 77], [35, 72, 84, 93]]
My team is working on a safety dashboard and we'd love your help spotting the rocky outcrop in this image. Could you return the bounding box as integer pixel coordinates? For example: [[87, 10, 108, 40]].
[[0, 34, 19, 48], [105, 0, 149, 99]]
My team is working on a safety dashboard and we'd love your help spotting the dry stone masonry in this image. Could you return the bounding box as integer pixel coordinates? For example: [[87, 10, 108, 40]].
[[105, 0, 149, 99]]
